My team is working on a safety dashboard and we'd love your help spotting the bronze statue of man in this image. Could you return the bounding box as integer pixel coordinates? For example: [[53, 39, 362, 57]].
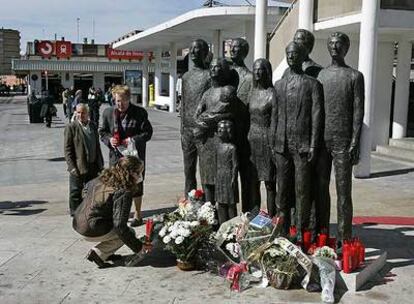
[[284, 29, 323, 240], [270, 42, 323, 240], [180, 39, 210, 197], [316, 32, 364, 244], [283, 29, 323, 79], [230, 38, 259, 212]]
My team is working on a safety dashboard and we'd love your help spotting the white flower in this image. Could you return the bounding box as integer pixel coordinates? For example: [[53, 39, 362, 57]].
[[225, 242, 241, 258], [175, 236, 185, 245], [190, 221, 199, 227], [159, 227, 167, 237], [163, 235, 171, 244]]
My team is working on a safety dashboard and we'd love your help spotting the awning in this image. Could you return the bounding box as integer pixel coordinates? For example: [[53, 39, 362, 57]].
[[113, 6, 287, 51], [12, 59, 169, 73]]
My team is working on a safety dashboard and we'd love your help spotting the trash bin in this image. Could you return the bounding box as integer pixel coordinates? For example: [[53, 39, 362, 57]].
[[28, 96, 43, 123]]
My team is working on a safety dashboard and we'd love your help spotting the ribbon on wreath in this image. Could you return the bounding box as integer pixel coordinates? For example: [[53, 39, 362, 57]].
[[226, 261, 248, 291]]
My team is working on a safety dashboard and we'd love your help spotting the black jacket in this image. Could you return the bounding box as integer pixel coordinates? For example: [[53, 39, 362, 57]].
[[72, 178, 142, 253], [270, 72, 323, 154], [99, 104, 153, 166]]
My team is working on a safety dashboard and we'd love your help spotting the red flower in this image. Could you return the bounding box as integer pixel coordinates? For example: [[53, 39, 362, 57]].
[[194, 189, 204, 199]]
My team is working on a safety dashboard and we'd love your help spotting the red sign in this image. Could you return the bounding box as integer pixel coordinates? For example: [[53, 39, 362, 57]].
[[56, 41, 72, 58], [37, 41, 54, 58], [107, 48, 144, 60]]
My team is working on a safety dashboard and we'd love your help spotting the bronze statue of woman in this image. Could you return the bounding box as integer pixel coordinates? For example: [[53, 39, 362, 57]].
[[247, 58, 276, 216], [194, 58, 236, 203]]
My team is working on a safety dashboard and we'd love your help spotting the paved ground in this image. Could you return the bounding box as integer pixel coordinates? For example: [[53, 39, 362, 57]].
[[0, 95, 413, 303]]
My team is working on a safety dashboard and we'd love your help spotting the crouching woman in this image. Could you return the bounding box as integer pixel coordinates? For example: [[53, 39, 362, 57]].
[[72, 156, 146, 268]]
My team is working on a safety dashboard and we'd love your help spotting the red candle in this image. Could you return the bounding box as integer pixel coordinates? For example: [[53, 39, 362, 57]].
[[289, 226, 297, 237], [351, 241, 359, 270], [145, 218, 154, 243], [317, 233, 328, 247], [302, 230, 312, 252], [342, 242, 352, 273]]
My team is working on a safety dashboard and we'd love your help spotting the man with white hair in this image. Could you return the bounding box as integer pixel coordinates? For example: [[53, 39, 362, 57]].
[[64, 103, 104, 216]]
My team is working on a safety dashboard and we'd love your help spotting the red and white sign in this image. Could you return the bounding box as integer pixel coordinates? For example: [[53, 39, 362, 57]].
[[37, 41, 54, 58], [56, 41, 72, 58], [107, 48, 144, 60]]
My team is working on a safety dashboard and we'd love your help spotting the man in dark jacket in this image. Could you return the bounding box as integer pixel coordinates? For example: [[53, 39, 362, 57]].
[[64, 103, 104, 215], [99, 85, 153, 227], [270, 42, 323, 240]]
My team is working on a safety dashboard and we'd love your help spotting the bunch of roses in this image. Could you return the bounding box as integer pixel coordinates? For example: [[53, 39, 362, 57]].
[[188, 189, 204, 201], [159, 220, 199, 245]]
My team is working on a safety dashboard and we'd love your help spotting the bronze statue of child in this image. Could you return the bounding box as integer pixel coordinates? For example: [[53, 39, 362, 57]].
[[215, 120, 239, 224]]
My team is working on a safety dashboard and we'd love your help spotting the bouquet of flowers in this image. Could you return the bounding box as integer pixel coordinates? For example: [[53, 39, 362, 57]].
[[312, 246, 337, 303], [261, 243, 299, 290], [157, 190, 215, 267]]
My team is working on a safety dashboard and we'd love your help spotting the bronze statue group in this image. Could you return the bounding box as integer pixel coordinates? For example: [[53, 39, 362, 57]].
[[180, 30, 364, 249]]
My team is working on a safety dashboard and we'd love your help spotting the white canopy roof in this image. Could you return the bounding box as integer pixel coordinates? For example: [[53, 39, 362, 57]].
[[113, 6, 287, 51]]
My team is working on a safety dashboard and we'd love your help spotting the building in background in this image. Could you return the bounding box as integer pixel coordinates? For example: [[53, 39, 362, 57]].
[[12, 37, 161, 103], [0, 28, 20, 76]]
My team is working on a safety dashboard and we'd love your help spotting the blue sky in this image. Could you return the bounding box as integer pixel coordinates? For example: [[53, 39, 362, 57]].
[[1, 0, 282, 53]]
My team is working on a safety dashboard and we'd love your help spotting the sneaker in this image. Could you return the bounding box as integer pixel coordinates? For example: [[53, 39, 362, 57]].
[[86, 250, 110, 268], [124, 250, 147, 267], [129, 218, 143, 227]]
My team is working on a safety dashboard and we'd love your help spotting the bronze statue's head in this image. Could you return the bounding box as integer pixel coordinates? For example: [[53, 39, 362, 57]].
[[253, 58, 273, 89], [327, 32, 350, 60], [217, 119, 233, 142], [286, 41, 306, 69], [190, 39, 209, 67], [230, 38, 249, 62], [210, 58, 231, 84], [294, 29, 315, 55]]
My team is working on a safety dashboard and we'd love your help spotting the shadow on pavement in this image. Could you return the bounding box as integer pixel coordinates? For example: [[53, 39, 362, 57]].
[[369, 168, 414, 178], [0, 200, 48, 216], [48, 156, 65, 162]]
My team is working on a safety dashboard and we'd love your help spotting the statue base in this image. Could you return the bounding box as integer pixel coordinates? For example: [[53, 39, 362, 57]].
[[339, 250, 387, 292]]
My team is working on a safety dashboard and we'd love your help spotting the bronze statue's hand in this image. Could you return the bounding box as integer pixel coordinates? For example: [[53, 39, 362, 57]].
[[349, 145, 360, 165], [307, 148, 316, 163]]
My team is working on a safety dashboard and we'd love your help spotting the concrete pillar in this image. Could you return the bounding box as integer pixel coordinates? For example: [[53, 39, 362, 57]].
[[254, 0, 267, 60], [244, 20, 255, 70], [154, 47, 162, 102], [392, 40, 412, 139], [212, 30, 223, 57], [298, 0, 314, 31], [354, 0, 379, 178], [93, 73, 105, 91], [169, 42, 177, 113], [373, 42, 395, 148], [142, 54, 149, 108]]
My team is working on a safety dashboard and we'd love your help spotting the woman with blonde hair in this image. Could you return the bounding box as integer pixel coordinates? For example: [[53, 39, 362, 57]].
[[72, 155, 147, 268], [99, 85, 153, 227]]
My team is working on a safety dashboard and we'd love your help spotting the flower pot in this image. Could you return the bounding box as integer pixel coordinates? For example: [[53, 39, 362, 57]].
[[176, 259, 195, 271]]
